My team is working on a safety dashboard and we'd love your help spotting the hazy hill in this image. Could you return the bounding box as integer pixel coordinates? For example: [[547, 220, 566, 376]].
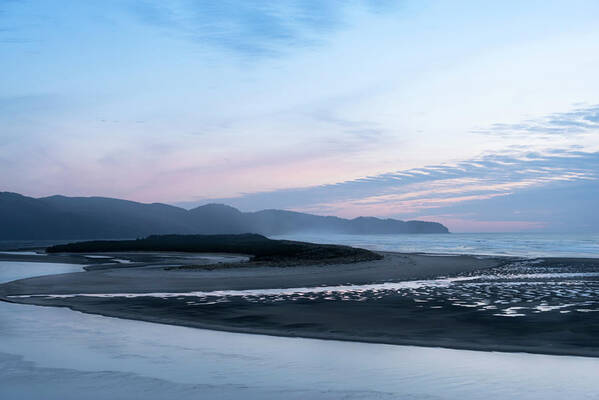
[[0, 192, 449, 239]]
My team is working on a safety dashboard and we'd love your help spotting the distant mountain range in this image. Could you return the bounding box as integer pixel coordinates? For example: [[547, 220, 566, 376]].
[[0, 192, 449, 240]]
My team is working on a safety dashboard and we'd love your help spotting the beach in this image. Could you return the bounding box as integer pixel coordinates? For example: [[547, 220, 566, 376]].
[[0, 251, 501, 294], [2, 250, 598, 358]]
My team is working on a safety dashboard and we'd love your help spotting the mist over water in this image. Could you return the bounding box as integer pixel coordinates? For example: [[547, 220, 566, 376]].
[[272, 232, 599, 258]]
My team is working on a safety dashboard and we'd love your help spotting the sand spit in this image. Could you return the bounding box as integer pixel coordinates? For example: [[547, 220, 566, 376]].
[[2, 251, 599, 357]]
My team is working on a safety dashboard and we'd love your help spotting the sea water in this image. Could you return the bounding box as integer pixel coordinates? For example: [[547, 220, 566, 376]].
[[272, 232, 599, 258], [1, 261, 599, 399], [2, 233, 598, 258]]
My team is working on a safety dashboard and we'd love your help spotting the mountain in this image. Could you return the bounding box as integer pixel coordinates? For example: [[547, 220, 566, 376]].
[[0, 192, 449, 239]]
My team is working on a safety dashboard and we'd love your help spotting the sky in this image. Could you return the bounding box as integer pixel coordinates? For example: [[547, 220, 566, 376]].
[[1, 0, 599, 232]]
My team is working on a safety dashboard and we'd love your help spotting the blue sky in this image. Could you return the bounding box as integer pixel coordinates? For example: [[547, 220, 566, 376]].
[[1, 0, 599, 232]]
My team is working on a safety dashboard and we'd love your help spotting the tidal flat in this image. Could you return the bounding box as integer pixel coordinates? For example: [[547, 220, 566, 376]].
[[2, 250, 598, 357]]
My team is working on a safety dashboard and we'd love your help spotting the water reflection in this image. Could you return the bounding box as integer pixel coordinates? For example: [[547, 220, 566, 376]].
[[1, 261, 599, 400], [0, 261, 82, 283], [18, 261, 599, 320]]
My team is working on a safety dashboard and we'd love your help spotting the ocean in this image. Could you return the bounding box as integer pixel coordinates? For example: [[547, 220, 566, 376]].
[[2, 232, 598, 258], [272, 232, 599, 258]]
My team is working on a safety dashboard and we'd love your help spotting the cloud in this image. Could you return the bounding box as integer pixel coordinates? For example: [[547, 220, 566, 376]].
[[173, 149, 599, 232], [179, 150, 598, 209], [129, 1, 395, 58], [420, 177, 599, 232], [412, 216, 548, 233], [475, 104, 599, 137], [0, 0, 42, 44]]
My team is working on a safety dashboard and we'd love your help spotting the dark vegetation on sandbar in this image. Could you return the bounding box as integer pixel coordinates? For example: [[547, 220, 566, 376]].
[[46, 234, 382, 265]]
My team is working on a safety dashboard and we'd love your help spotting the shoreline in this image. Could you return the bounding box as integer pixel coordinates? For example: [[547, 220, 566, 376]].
[[1, 251, 598, 358], [0, 251, 505, 294], [6, 295, 598, 359]]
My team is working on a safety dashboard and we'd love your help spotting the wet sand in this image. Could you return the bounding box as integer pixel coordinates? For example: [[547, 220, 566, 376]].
[[2, 252, 599, 357], [0, 252, 501, 294]]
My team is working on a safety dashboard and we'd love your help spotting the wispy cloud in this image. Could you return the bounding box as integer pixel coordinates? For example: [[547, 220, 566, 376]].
[[3, 1, 599, 233], [129, 1, 388, 58], [180, 149, 599, 231], [0, 0, 28, 43], [474, 104, 599, 137]]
